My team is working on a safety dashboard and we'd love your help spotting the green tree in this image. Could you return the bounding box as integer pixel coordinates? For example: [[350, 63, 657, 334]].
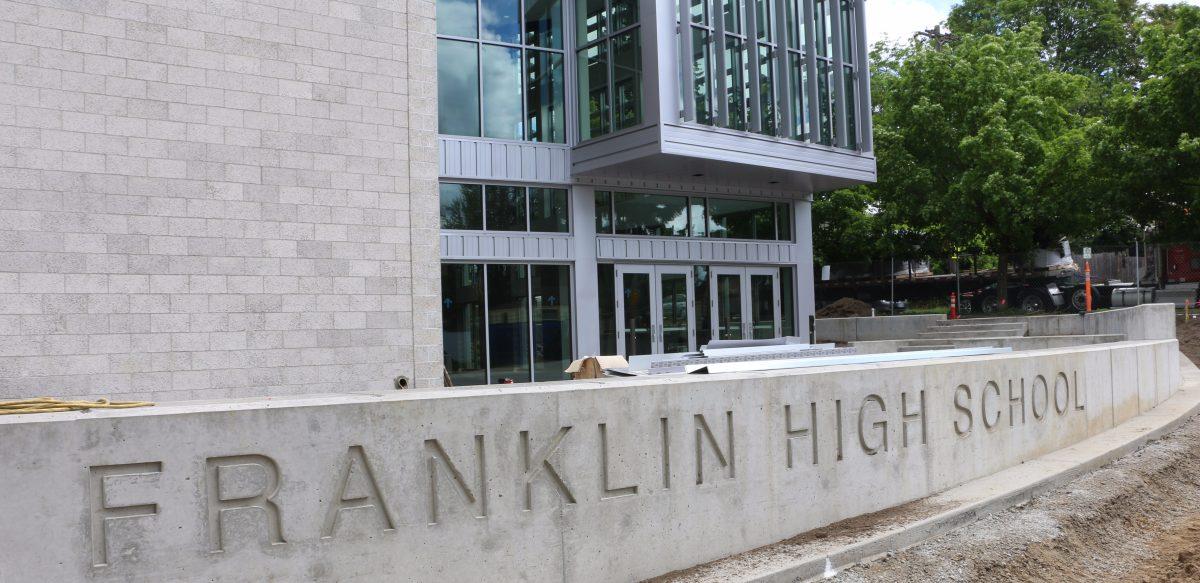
[[869, 30, 1107, 304], [1096, 4, 1200, 242], [947, 0, 1141, 80]]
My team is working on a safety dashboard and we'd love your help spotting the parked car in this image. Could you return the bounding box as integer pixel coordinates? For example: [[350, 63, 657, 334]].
[[871, 298, 908, 314], [957, 282, 1064, 314]]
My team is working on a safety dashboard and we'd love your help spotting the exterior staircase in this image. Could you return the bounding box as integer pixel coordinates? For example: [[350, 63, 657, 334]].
[[897, 318, 1029, 352]]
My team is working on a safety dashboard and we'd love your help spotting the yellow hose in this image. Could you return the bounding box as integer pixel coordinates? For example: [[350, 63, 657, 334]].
[[0, 397, 154, 415]]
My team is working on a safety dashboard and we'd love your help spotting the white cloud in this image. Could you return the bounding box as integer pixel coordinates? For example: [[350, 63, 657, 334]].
[[864, 0, 951, 46]]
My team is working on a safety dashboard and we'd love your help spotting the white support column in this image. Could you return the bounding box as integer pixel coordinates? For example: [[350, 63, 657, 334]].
[[572, 186, 602, 357], [645, 0, 677, 127], [793, 197, 816, 334]]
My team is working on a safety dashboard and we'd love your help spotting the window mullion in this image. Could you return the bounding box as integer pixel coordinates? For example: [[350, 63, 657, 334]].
[[773, 0, 791, 138], [713, 0, 729, 127], [801, 0, 819, 143], [527, 264, 536, 382], [680, 0, 696, 122], [746, 0, 761, 133], [482, 264, 492, 384], [829, 0, 847, 148]]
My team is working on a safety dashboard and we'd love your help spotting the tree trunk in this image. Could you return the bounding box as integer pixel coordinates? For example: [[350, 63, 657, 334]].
[[997, 253, 1009, 309]]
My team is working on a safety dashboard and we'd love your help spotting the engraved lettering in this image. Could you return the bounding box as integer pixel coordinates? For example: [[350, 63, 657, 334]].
[[785, 403, 818, 467], [206, 454, 286, 552], [1073, 370, 1085, 411], [599, 424, 638, 499], [1032, 375, 1049, 420], [88, 462, 162, 567], [953, 384, 973, 436], [901, 391, 926, 447], [982, 381, 1001, 430], [835, 399, 844, 461], [424, 436, 487, 525], [1008, 379, 1026, 426], [660, 417, 671, 489], [694, 412, 735, 484], [520, 427, 576, 510], [322, 445, 396, 537], [1054, 372, 1070, 415], [858, 394, 887, 455]]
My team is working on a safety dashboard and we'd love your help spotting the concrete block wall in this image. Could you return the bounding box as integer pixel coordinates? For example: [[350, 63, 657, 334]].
[[0, 0, 442, 400]]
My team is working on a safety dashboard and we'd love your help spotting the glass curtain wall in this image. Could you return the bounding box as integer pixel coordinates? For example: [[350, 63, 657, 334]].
[[577, 0, 642, 139], [440, 182, 570, 233], [436, 0, 566, 142], [596, 190, 792, 241], [442, 263, 574, 385], [679, 0, 859, 148]]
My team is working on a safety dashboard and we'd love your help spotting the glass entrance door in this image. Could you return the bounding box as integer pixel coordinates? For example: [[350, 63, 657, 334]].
[[615, 265, 696, 357], [709, 266, 781, 342]]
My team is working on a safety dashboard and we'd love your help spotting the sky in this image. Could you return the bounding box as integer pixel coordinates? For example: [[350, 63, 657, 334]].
[[864, 0, 1200, 46]]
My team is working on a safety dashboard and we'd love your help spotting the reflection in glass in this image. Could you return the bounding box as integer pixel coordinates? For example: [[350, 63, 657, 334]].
[[724, 0, 742, 34], [660, 272, 690, 353], [780, 266, 796, 337], [750, 273, 775, 339], [776, 202, 791, 240], [688, 198, 707, 237], [525, 0, 563, 47], [759, 44, 775, 135], [845, 65, 857, 149], [599, 264, 616, 354], [487, 264, 531, 383], [613, 192, 688, 236], [756, 0, 772, 41], [577, 0, 606, 43], [482, 45, 524, 139], [527, 50, 565, 143], [709, 198, 776, 239], [786, 0, 802, 48], [814, 0, 829, 57], [817, 59, 832, 145], [438, 40, 480, 136], [437, 0, 478, 37], [529, 187, 569, 232], [790, 53, 807, 139], [725, 36, 746, 131], [694, 266, 711, 348], [486, 185, 527, 231], [612, 30, 642, 131], [595, 191, 613, 233], [693, 28, 713, 125], [440, 183, 483, 229], [578, 43, 610, 140], [622, 272, 652, 356], [840, 0, 854, 62], [481, 0, 521, 42], [691, 0, 707, 24], [611, 0, 638, 30], [716, 273, 743, 340], [532, 265, 572, 381], [442, 264, 488, 386]]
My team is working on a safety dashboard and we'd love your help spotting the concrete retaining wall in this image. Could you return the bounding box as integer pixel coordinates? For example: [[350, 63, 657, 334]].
[[815, 314, 946, 342], [0, 339, 1181, 582], [817, 304, 1175, 343], [852, 335, 1128, 354]]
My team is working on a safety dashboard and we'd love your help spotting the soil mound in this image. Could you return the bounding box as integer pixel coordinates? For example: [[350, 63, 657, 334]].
[[817, 298, 872, 319]]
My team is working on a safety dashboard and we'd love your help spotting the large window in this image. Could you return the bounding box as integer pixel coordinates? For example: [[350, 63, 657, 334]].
[[679, 0, 861, 149], [437, 0, 566, 142], [577, 0, 642, 140], [442, 263, 573, 385], [440, 183, 569, 232], [596, 190, 791, 240]]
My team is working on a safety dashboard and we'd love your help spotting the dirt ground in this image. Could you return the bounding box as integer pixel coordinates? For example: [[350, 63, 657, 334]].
[[832, 328, 1200, 583]]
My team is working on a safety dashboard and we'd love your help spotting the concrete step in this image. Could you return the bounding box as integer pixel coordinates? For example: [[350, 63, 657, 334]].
[[918, 329, 1027, 339], [927, 323, 1029, 333], [898, 344, 955, 351], [935, 317, 1029, 326]]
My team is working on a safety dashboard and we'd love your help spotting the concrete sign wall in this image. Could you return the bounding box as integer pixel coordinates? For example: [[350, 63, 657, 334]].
[[0, 340, 1180, 582]]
